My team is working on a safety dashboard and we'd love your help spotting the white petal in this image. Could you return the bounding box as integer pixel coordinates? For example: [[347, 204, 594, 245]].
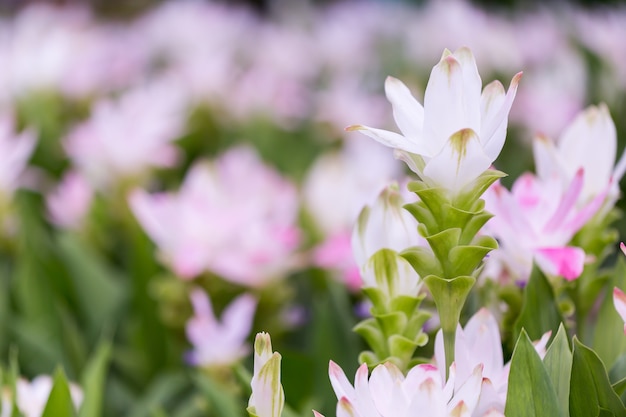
[[422, 129, 492, 192], [532, 134, 563, 182], [347, 125, 428, 155], [384, 76, 424, 141]]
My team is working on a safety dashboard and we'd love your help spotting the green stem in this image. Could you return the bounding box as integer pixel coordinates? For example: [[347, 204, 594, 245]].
[[443, 328, 456, 380]]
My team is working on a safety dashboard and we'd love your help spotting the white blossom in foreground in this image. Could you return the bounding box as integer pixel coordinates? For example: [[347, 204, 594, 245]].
[[314, 360, 488, 417], [248, 332, 284, 417], [0, 375, 83, 417], [348, 47, 521, 194], [185, 288, 257, 367]]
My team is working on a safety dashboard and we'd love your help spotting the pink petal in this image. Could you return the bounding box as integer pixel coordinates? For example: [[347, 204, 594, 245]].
[[613, 287, 626, 335], [534, 247, 586, 280]]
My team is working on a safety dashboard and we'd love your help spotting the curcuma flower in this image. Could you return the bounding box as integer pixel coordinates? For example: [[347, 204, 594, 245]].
[[348, 47, 521, 194], [533, 103, 626, 209], [185, 288, 257, 368], [314, 360, 487, 417], [483, 169, 606, 283], [129, 146, 301, 286], [248, 332, 284, 417]]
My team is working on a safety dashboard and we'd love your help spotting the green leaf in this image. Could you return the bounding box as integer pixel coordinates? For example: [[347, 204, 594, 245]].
[[453, 169, 506, 211], [57, 233, 127, 342], [593, 257, 626, 368], [400, 246, 443, 278], [570, 337, 626, 417], [424, 228, 461, 272], [193, 373, 244, 417], [543, 324, 572, 416], [79, 341, 112, 417], [504, 330, 563, 417], [514, 264, 563, 342], [42, 368, 78, 417]]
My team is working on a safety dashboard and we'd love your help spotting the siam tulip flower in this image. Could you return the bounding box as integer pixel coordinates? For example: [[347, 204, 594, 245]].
[[0, 375, 83, 417], [533, 103, 626, 209], [304, 139, 403, 290], [64, 78, 187, 189], [248, 332, 284, 417], [315, 360, 486, 417], [0, 111, 37, 201], [614, 286, 626, 335], [348, 47, 521, 194], [483, 170, 606, 283], [433, 308, 551, 416], [46, 170, 92, 230], [185, 288, 256, 368], [352, 183, 424, 298], [129, 146, 301, 286]]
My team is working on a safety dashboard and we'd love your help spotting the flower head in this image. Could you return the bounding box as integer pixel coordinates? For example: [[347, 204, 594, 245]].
[[185, 288, 257, 368], [248, 332, 284, 417], [129, 146, 301, 286], [348, 47, 521, 194]]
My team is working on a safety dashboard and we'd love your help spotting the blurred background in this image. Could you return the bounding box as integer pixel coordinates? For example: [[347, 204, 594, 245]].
[[1, 0, 626, 415]]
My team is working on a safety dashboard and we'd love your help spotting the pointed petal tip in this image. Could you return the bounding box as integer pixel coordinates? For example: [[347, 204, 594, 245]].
[[345, 125, 365, 132], [620, 242, 626, 256]]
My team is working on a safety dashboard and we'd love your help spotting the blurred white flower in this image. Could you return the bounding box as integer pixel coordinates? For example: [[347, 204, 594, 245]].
[[185, 288, 256, 367], [1, 375, 83, 417]]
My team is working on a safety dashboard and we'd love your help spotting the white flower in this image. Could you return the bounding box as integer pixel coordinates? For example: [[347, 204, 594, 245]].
[[348, 47, 521, 194], [248, 332, 284, 417]]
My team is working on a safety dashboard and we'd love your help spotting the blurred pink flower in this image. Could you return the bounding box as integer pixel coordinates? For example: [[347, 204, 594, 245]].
[[533, 104, 626, 209], [614, 286, 626, 336], [316, 360, 485, 417], [483, 170, 605, 283], [129, 146, 300, 286], [64, 78, 187, 188], [0, 112, 36, 199], [185, 288, 256, 368], [46, 171, 93, 229]]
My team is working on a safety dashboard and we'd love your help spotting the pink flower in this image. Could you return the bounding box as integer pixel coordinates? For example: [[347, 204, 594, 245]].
[[0, 112, 36, 198], [129, 146, 300, 286], [533, 103, 626, 210], [46, 171, 92, 229], [614, 286, 626, 335], [316, 360, 485, 417], [483, 170, 605, 283], [185, 288, 256, 368], [64, 78, 187, 189]]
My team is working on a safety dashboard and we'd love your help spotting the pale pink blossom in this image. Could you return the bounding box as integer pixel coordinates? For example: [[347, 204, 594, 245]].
[[129, 146, 300, 286], [315, 360, 484, 417], [614, 286, 626, 335], [185, 288, 256, 367], [349, 47, 521, 194], [64, 78, 187, 189], [1, 375, 83, 417], [46, 171, 92, 229], [533, 103, 626, 209], [0, 111, 37, 199], [483, 170, 605, 283]]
